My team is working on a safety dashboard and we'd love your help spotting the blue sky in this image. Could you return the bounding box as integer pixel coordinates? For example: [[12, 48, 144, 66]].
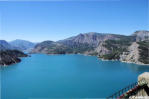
[[0, 0, 148, 42]]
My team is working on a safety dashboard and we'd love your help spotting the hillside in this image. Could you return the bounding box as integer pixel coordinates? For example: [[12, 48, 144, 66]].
[[31, 30, 149, 65], [58, 32, 127, 47], [31, 41, 72, 54], [96, 31, 149, 65], [137, 40, 149, 64], [32, 32, 127, 54], [0, 50, 28, 66], [97, 36, 135, 60], [133, 30, 149, 41]]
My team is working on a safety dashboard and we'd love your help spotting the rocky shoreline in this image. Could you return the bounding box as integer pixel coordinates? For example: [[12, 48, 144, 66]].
[[41, 52, 149, 66], [0, 50, 28, 66], [120, 60, 149, 66], [97, 55, 148, 66]]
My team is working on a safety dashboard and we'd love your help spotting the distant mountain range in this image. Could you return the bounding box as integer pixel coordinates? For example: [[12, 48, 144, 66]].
[[0, 40, 14, 50], [9, 39, 36, 51], [0, 39, 36, 52], [1, 30, 149, 65], [32, 32, 131, 54], [31, 30, 149, 65], [0, 39, 33, 65]]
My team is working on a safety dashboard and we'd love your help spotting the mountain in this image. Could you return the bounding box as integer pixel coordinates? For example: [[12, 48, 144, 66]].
[[32, 32, 133, 54], [0, 40, 14, 50], [96, 33, 149, 64], [0, 40, 29, 66], [31, 40, 72, 54], [31, 30, 149, 65], [57, 32, 130, 53], [58, 32, 127, 47], [32, 32, 127, 54], [9, 39, 36, 51], [96, 36, 136, 59], [0, 50, 28, 66]]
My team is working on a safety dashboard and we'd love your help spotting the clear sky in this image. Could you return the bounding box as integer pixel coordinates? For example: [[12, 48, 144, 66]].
[[0, 0, 148, 42]]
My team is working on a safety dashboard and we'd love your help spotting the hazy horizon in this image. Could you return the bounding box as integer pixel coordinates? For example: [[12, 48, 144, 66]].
[[0, 0, 148, 42]]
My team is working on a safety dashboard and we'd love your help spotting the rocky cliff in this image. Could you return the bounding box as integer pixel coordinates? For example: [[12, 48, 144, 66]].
[[133, 30, 149, 41], [120, 42, 141, 64], [0, 50, 28, 66], [93, 31, 149, 65], [58, 32, 126, 47], [120, 40, 149, 65], [95, 41, 111, 56]]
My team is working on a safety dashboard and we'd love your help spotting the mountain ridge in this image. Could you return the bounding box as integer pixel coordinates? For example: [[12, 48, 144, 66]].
[[0, 40, 14, 50], [9, 39, 36, 51], [31, 30, 149, 65], [1, 30, 149, 65]]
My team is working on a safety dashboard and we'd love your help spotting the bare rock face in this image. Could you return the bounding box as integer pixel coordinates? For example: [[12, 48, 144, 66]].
[[133, 30, 149, 42], [58, 32, 125, 47], [95, 42, 111, 56], [120, 42, 142, 64]]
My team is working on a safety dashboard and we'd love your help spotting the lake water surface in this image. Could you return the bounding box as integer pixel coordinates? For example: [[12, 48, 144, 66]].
[[1, 54, 149, 99]]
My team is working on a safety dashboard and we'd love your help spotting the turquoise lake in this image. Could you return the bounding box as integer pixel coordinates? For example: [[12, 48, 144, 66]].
[[1, 54, 149, 99]]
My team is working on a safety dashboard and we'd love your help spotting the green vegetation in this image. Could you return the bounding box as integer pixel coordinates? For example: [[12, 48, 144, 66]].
[[47, 47, 72, 54], [102, 52, 120, 60], [137, 40, 149, 64], [0, 50, 27, 65], [69, 43, 94, 54], [101, 38, 133, 60], [0, 50, 27, 57]]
